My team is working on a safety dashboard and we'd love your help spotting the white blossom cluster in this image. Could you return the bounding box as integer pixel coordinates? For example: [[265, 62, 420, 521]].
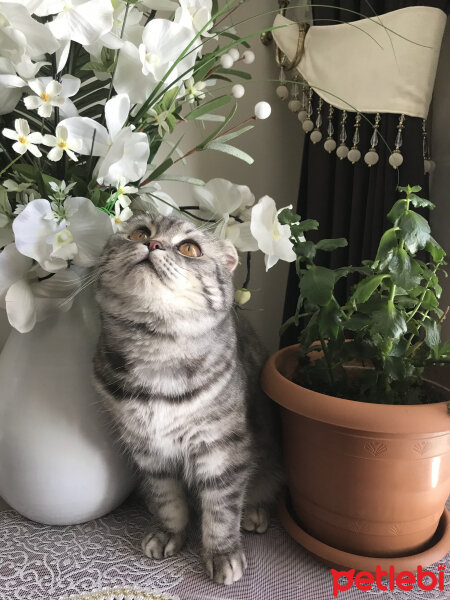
[[0, 0, 294, 332]]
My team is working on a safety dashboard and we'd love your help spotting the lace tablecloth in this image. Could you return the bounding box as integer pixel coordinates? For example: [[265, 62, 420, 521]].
[[0, 497, 448, 600]]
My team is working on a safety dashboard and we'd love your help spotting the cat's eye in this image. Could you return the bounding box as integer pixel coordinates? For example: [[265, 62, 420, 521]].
[[129, 228, 150, 243], [178, 241, 202, 258]]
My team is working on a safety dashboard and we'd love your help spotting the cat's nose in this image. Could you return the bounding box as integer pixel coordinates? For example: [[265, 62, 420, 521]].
[[146, 239, 163, 252]]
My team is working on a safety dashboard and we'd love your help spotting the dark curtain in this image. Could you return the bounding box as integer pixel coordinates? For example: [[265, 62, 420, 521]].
[[281, 0, 449, 347]]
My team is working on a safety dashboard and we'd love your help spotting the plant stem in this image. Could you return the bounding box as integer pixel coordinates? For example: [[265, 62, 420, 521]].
[[0, 155, 20, 178], [319, 333, 335, 388]]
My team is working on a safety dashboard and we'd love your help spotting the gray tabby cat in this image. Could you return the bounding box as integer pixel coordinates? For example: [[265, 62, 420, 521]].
[[93, 214, 283, 585]]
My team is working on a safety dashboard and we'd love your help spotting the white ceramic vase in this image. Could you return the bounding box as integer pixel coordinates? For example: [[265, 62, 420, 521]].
[[0, 286, 136, 525]]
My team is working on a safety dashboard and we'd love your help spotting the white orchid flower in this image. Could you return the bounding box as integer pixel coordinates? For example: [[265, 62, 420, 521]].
[[175, 0, 213, 36], [114, 20, 197, 104], [34, 0, 114, 46], [2, 118, 43, 157], [0, 243, 81, 333], [193, 178, 255, 221], [138, 182, 178, 216], [0, 2, 59, 61], [13, 197, 114, 272], [214, 214, 258, 253], [86, 2, 143, 59], [59, 94, 150, 186], [111, 202, 133, 232], [42, 124, 82, 162], [250, 196, 297, 270], [0, 57, 28, 115]]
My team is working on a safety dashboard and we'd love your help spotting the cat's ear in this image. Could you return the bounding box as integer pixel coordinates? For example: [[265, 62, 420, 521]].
[[220, 240, 239, 272]]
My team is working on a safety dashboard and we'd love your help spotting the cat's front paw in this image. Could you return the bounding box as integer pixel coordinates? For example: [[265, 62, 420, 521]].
[[242, 505, 269, 533], [142, 529, 186, 559], [204, 548, 247, 585]]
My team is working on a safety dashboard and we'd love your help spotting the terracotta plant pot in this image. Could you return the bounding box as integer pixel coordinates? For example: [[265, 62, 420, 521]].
[[261, 345, 450, 570]]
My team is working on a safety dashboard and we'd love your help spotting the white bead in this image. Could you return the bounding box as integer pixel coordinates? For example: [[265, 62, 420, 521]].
[[276, 85, 289, 100], [288, 99, 302, 112], [389, 151, 403, 169], [348, 148, 361, 163], [220, 53, 234, 69], [336, 144, 349, 159], [302, 119, 314, 133], [254, 101, 271, 119], [297, 110, 307, 123], [324, 138, 337, 153], [228, 48, 240, 61], [310, 129, 322, 144], [231, 84, 245, 99], [364, 150, 379, 166], [242, 50, 255, 64], [424, 159, 436, 174]]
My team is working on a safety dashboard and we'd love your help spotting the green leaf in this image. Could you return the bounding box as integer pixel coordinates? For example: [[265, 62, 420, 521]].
[[387, 199, 408, 224], [301, 266, 336, 306], [206, 141, 254, 164], [186, 95, 232, 120], [161, 87, 179, 111], [297, 219, 319, 232], [196, 102, 237, 150], [217, 68, 252, 80], [398, 210, 431, 254], [350, 274, 387, 304], [421, 289, 439, 310], [409, 193, 435, 210], [388, 248, 421, 289], [318, 298, 342, 338], [426, 237, 446, 263], [214, 125, 254, 145], [219, 31, 250, 49], [316, 238, 347, 252], [293, 241, 316, 261], [145, 158, 173, 182], [80, 61, 105, 71], [424, 320, 440, 349], [372, 302, 407, 340], [375, 228, 398, 268], [278, 208, 300, 226], [439, 340, 450, 357], [344, 313, 370, 331], [157, 174, 205, 186]]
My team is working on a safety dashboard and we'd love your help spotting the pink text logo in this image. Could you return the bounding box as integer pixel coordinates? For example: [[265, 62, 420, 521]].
[[331, 565, 446, 597]]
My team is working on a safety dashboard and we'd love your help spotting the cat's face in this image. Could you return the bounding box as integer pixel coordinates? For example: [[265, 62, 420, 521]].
[[96, 214, 239, 320]]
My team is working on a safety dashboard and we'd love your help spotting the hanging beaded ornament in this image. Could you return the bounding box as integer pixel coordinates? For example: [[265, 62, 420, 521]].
[[310, 97, 323, 143], [336, 110, 349, 159], [276, 66, 289, 100], [422, 118, 436, 175], [347, 113, 362, 163], [288, 77, 302, 112], [324, 104, 336, 153], [389, 113, 405, 169], [302, 87, 314, 133], [298, 85, 309, 123], [364, 112, 381, 166]]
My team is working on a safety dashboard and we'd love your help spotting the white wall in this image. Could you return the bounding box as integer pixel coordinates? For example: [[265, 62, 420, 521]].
[[430, 16, 450, 340], [161, 0, 304, 352]]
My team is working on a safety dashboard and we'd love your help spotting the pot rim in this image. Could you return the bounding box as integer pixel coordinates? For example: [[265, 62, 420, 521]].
[[261, 345, 450, 434]]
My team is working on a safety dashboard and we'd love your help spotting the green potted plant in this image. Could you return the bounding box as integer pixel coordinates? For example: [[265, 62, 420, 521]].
[[261, 185, 450, 573]]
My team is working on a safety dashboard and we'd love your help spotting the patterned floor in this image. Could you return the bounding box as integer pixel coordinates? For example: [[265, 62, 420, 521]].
[[0, 497, 448, 600]]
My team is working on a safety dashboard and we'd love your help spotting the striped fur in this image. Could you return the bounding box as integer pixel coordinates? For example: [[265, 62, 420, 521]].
[[93, 215, 283, 585]]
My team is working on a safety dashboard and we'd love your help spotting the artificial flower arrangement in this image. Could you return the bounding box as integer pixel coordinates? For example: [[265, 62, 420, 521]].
[[0, 0, 298, 333]]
